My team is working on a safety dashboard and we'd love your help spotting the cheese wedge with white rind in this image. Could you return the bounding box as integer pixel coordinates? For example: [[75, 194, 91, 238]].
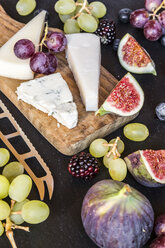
[[66, 33, 101, 111], [16, 73, 78, 129], [0, 11, 46, 80]]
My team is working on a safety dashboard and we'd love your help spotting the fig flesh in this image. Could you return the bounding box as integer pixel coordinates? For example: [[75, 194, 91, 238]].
[[96, 73, 144, 117], [118, 33, 156, 75], [124, 150, 165, 187], [81, 179, 154, 248]]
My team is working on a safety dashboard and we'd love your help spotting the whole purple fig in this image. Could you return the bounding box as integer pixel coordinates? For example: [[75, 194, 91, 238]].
[[155, 214, 165, 236], [150, 236, 165, 248], [81, 180, 154, 248]]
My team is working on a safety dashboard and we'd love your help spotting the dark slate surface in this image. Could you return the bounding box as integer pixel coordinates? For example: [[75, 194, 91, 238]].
[[0, 0, 165, 247]]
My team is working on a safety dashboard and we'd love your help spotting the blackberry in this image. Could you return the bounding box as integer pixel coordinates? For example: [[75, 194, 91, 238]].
[[68, 152, 100, 180], [95, 19, 116, 45]]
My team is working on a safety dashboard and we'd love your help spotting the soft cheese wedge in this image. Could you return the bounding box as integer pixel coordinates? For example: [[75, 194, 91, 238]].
[[66, 33, 101, 111], [16, 73, 78, 129], [0, 11, 46, 80]]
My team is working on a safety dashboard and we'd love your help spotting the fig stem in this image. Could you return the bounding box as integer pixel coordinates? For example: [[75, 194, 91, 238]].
[[120, 184, 132, 196]]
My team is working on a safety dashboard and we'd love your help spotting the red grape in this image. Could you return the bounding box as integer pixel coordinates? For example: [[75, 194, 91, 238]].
[[30, 52, 49, 74], [130, 9, 149, 28], [149, 236, 165, 248], [14, 39, 35, 59], [45, 32, 67, 52], [158, 10, 165, 28], [155, 214, 165, 236], [144, 19, 162, 41], [145, 0, 162, 12], [44, 53, 58, 74]]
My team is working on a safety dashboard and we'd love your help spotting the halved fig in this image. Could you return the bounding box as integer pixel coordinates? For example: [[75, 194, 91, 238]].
[[118, 33, 156, 75], [96, 72, 144, 116], [124, 150, 165, 187]]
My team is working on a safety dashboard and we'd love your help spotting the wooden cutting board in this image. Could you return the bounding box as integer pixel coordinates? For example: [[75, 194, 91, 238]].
[[0, 5, 138, 155]]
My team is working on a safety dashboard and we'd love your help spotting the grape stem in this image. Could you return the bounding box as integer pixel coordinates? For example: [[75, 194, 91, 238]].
[[103, 137, 121, 159], [3, 201, 30, 248], [151, 0, 165, 19], [72, 0, 92, 19], [39, 22, 49, 51]]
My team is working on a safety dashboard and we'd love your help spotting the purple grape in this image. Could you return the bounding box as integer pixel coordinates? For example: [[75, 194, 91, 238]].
[[44, 53, 58, 74], [144, 19, 162, 41], [145, 0, 162, 12], [130, 8, 149, 28], [45, 32, 67, 52], [14, 39, 35, 59], [158, 10, 165, 28], [155, 214, 165, 236], [30, 52, 49, 74], [149, 236, 165, 248]]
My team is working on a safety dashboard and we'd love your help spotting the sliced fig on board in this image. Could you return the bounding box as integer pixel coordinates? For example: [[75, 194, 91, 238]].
[[124, 150, 165, 187], [118, 33, 156, 75], [96, 72, 144, 116]]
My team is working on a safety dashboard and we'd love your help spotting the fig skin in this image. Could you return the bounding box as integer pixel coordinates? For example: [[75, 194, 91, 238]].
[[155, 214, 165, 236], [149, 236, 165, 248], [81, 179, 154, 248]]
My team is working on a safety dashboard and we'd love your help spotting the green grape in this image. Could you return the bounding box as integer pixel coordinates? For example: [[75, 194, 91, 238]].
[[59, 12, 75, 23], [64, 19, 81, 33], [103, 153, 113, 168], [109, 138, 125, 154], [0, 221, 4, 236], [55, 0, 76, 15], [77, 0, 88, 3], [0, 148, 10, 167], [9, 174, 32, 202], [16, 0, 36, 16], [123, 123, 149, 142], [89, 138, 109, 158], [0, 200, 10, 220], [89, 1, 107, 18], [22, 200, 50, 224], [0, 175, 9, 199], [10, 199, 29, 225], [2, 161, 24, 183], [77, 13, 98, 32], [75, 0, 89, 15], [108, 158, 127, 181]]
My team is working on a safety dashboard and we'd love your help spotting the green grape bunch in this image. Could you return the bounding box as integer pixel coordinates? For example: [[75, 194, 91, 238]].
[[54, 0, 107, 33], [0, 148, 50, 248]]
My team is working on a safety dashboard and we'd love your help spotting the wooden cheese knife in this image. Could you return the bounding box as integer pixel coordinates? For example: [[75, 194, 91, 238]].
[[0, 99, 54, 200]]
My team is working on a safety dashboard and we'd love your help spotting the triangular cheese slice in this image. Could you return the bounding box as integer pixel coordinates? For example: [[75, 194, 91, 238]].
[[66, 33, 101, 111], [0, 11, 46, 80], [16, 73, 78, 129]]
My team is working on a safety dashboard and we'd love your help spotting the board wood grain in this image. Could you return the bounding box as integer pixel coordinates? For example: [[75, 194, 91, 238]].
[[0, 5, 138, 155]]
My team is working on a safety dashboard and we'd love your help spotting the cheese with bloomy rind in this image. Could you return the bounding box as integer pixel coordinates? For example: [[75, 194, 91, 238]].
[[16, 73, 78, 129], [0, 11, 46, 80], [66, 33, 101, 111]]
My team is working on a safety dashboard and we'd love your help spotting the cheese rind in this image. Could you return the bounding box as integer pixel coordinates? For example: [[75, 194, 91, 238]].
[[0, 11, 46, 80], [16, 73, 78, 129], [66, 33, 101, 111]]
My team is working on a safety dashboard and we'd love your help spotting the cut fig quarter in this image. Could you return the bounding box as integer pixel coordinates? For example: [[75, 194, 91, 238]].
[[117, 33, 157, 75], [96, 72, 144, 117], [124, 149, 165, 187]]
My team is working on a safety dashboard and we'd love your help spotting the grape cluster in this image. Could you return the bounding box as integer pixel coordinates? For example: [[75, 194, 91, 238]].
[[14, 27, 67, 74], [89, 137, 127, 182], [130, 0, 165, 42], [54, 0, 107, 33], [0, 148, 50, 248]]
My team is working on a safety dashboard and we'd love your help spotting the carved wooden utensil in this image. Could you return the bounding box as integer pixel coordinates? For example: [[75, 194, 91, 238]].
[[0, 99, 54, 200]]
